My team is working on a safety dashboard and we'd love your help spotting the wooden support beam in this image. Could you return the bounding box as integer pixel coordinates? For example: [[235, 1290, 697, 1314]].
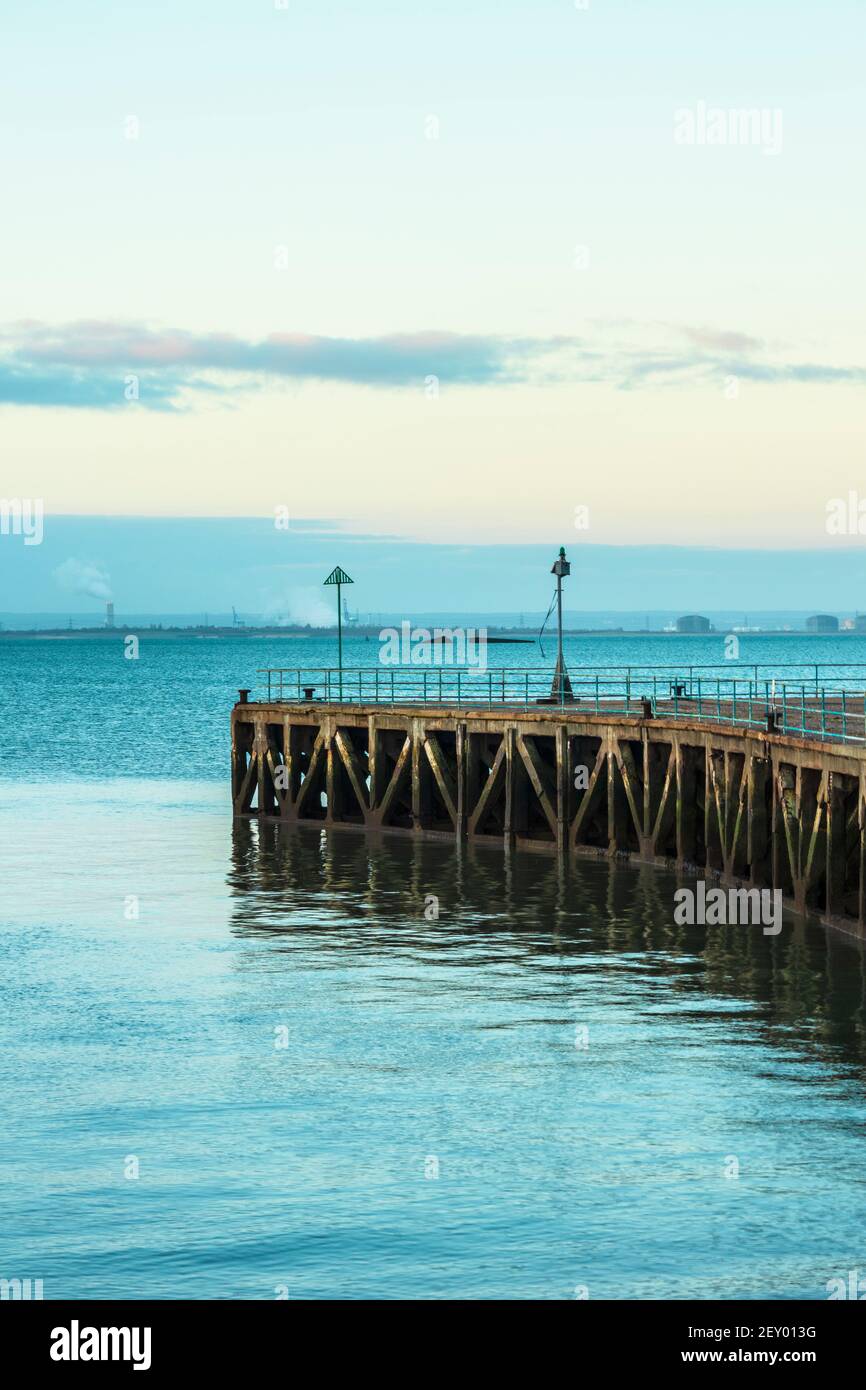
[[254, 718, 268, 816], [728, 755, 748, 878], [424, 733, 458, 828], [283, 715, 298, 808], [468, 739, 506, 836], [747, 755, 771, 886], [456, 723, 468, 837], [650, 747, 676, 853], [706, 750, 725, 871], [294, 731, 325, 817], [367, 717, 383, 809], [516, 733, 558, 837], [335, 729, 370, 818], [775, 764, 803, 908], [675, 742, 697, 864], [378, 736, 412, 825], [465, 732, 483, 824], [803, 774, 828, 896], [325, 729, 342, 824], [614, 739, 644, 846], [234, 750, 258, 814], [411, 720, 432, 830], [504, 727, 523, 844], [265, 741, 288, 816], [607, 742, 631, 853], [231, 721, 253, 807], [555, 726, 568, 853], [570, 743, 607, 846], [826, 773, 848, 922]]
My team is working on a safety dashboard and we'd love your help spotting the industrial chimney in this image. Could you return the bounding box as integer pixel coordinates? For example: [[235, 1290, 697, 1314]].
[[105, 601, 115, 628]]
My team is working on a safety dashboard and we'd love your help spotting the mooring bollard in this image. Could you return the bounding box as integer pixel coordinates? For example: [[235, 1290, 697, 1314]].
[[238, 688, 250, 705], [766, 707, 779, 732], [641, 697, 653, 719]]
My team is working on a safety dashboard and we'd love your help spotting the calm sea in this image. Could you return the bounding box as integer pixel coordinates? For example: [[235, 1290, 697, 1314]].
[[2, 632, 866, 1299]]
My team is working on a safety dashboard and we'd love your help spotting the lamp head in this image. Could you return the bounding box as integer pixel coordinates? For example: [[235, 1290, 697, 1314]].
[[551, 546, 571, 578]]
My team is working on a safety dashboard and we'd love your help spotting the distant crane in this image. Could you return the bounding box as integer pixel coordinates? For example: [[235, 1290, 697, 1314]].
[[232, 606, 246, 628]]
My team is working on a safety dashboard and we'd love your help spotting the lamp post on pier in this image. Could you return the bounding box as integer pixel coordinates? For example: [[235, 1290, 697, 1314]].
[[550, 546, 573, 704]]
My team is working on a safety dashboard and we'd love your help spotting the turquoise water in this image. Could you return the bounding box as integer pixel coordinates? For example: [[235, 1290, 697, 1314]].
[[4, 629, 866, 779], [2, 634, 866, 1299]]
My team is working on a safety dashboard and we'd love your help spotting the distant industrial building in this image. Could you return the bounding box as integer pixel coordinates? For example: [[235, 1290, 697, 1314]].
[[855, 614, 866, 634], [806, 614, 839, 633], [676, 614, 712, 634]]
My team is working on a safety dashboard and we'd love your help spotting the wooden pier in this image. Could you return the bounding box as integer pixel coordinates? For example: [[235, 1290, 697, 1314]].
[[231, 691, 866, 940]]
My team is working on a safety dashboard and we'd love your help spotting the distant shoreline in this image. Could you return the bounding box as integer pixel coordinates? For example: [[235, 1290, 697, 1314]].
[[1, 626, 863, 642]]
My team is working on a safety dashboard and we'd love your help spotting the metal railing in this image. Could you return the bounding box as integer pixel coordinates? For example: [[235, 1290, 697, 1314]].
[[253, 666, 866, 745]]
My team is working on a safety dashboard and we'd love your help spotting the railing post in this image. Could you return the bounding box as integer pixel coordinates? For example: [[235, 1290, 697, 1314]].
[[801, 683, 805, 737]]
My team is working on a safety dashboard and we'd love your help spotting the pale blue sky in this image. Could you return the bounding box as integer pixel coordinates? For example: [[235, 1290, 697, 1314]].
[[2, 1, 864, 572], [4, 0, 863, 337], [5, 518, 866, 617]]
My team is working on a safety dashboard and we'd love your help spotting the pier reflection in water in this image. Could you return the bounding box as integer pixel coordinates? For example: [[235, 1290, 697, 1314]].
[[229, 820, 866, 1071], [223, 819, 866, 1299]]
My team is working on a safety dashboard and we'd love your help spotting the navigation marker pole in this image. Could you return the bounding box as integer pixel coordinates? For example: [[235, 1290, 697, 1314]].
[[324, 565, 354, 701]]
